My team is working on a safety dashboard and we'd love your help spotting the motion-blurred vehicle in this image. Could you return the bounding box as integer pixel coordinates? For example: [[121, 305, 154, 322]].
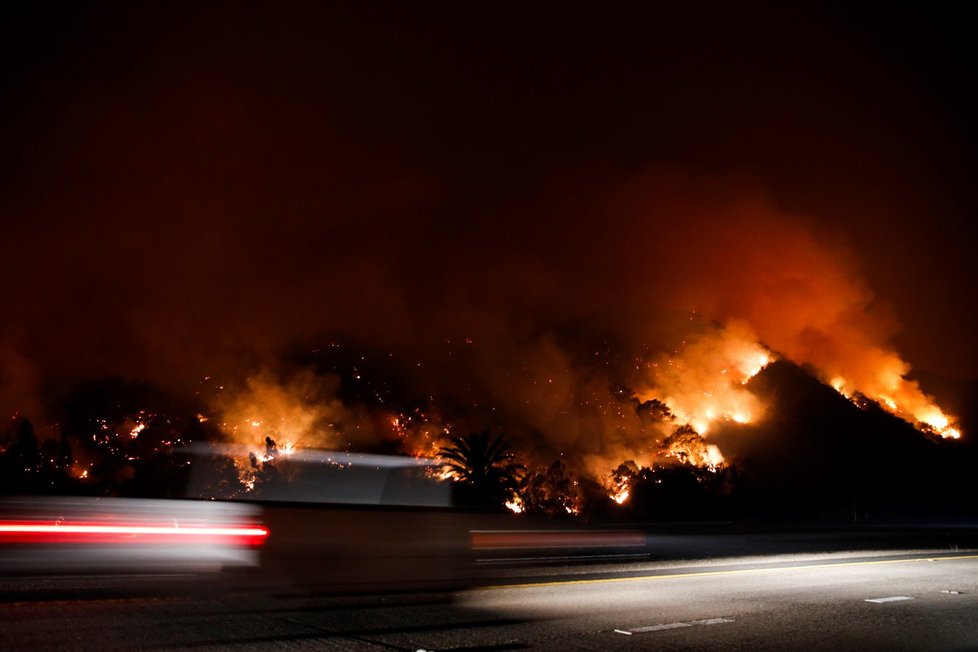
[[0, 496, 267, 575]]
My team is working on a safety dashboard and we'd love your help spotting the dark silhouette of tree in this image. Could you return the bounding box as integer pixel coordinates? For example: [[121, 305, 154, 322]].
[[37, 438, 63, 492], [611, 460, 640, 485], [9, 419, 41, 473], [608, 459, 640, 503], [0, 419, 42, 493], [635, 397, 674, 422], [521, 459, 578, 515], [623, 459, 736, 521], [520, 459, 613, 518], [264, 436, 278, 459], [51, 378, 221, 496], [662, 424, 714, 465], [57, 434, 74, 476], [438, 431, 524, 510]]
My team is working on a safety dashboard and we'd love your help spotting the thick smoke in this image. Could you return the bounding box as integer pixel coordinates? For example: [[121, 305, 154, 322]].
[[214, 370, 360, 452], [0, 2, 961, 463], [635, 320, 770, 437], [158, 171, 953, 476], [1, 157, 957, 469], [619, 173, 940, 436]]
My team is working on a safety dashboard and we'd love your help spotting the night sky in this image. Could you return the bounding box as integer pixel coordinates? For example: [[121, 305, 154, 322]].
[[2, 2, 977, 423]]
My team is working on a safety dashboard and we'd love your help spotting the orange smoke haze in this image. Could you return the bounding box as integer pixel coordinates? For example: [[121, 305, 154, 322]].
[[636, 320, 771, 438], [211, 370, 388, 457], [3, 3, 977, 515], [590, 172, 960, 441], [1, 168, 961, 482]]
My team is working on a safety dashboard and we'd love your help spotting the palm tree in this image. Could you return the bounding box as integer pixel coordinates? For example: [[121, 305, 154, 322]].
[[437, 431, 524, 509]]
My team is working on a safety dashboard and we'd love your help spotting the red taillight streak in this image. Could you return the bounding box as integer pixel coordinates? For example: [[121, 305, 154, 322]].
[[0, 522, 269, 546]]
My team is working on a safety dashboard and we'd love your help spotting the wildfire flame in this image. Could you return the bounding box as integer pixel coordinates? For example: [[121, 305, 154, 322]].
[[252, 437, 296, 464], [198, 315, 961, 508], [70, 463, 92, 480], [830, 374, 960, 439], [638, 322, 772, 437], [505, 496, 525, 513], [210, 371, 362, 489], [392, 413, 452, 461], [607, 461, 638, 506], [633, 319, 961, 477], [612, 487, 630, 505]]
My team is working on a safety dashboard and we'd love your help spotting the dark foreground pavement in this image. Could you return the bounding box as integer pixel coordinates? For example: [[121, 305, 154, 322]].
[[3, 543, 978, 650]]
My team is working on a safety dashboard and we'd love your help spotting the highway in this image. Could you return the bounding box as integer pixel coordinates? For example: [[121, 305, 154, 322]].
[[3, 545, 978, 650]]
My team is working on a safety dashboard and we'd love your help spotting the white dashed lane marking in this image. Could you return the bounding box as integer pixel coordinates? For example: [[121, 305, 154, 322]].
[[865, 596, 914, 604], [614, 617, 735, 635]]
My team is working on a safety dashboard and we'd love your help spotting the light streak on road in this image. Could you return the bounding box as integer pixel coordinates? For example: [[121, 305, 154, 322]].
[[483, 552, 978, 590]]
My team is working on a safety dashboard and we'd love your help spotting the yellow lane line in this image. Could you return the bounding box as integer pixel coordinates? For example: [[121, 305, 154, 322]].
[[484, 553, 978, 590]]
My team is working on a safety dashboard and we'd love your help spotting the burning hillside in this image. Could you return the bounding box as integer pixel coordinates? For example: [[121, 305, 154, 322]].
[[0, 322, 968, 521], [720, 359, 971, 521], [0, 174, 966, 515], [179, 313, 960, 509]]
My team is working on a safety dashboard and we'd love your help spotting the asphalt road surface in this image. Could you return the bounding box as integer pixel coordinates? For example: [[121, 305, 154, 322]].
[[3, 546, 978, 650]]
